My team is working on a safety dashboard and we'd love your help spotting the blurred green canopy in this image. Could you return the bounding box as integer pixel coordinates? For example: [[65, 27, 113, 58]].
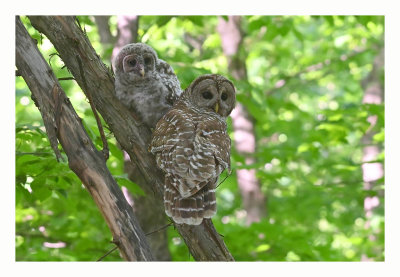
[[16, 15, 384, 261]]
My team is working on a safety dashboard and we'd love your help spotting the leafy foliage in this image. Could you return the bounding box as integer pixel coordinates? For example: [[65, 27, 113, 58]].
[[16, 15, 384, 261]]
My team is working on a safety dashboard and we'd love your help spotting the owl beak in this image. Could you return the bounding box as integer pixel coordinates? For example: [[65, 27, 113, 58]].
[[139, 67, 145, 77], [215, 102, 219, 113]]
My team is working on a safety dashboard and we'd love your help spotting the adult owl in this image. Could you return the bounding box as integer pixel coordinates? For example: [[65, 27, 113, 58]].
[[114, 43, 182, 128], [149, 74, 236, 225]]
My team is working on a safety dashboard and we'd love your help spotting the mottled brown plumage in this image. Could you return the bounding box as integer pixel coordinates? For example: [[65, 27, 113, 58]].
[[150, 74, 236, 225]]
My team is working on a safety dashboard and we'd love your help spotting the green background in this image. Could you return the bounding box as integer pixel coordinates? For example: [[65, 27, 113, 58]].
[[15, 15, 384, 261]]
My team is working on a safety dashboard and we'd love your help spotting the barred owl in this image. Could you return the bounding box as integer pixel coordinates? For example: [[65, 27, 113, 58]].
[[114, 43, 182, 128], [149, 74, 236, 225]]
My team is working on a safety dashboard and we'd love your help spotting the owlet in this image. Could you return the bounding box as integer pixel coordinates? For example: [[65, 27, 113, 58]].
[[114, 43, 182, 128]]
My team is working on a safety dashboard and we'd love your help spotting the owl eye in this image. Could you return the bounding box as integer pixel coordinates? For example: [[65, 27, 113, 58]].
[[202, 91, 213, 100], [129, 59, 137, 67], [144, 57, 152, 65], [221, 92, 228, 101]]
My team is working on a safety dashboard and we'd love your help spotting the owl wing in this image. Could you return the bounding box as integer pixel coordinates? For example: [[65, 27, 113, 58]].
[[171, 116, 230, 200], [150, 110, 231, 198], [150, 107, 195, 175], [156, 59, 182, 104], [197, 118, 231, 174]]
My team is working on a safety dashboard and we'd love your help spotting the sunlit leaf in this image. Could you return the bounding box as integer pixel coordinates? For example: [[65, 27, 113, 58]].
[[115, 177, 145, 196]]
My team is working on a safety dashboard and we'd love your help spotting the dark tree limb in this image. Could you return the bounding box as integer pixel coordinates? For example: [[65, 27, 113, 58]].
[[107, 14, 172, 260], [124, 156, 172, 260], [27, 15, 234, 261], [76, 55, 109, 160], [16, 16, 153, 261]]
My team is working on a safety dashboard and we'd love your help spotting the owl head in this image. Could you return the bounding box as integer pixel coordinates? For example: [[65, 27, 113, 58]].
[[183, 74, 236, 118], [114, 43, 158, 81]]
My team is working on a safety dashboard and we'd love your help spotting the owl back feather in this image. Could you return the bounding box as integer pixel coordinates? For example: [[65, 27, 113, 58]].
[[150, 74, 235, 225], [164, 174, 217, 225], [150, 102, 229, 225]]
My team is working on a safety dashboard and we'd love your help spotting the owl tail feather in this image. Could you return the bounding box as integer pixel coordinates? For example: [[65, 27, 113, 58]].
[[164, 176, 216, 225], [202, 183, 217, 218]]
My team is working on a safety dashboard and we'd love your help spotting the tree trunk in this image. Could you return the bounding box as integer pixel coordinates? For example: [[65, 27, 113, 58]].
[[111, 15, 139, 65], [93, 16, 114, 45], [360, 47, 384, 260], [16, 16, 153, 261], [217, 16, 266, 225], [27, 15, 234, 261], [101, 15, 172, 260], [124, 159, 171, 260]]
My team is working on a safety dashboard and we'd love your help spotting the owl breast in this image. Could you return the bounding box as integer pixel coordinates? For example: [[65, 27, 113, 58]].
[[116, 76, 176, 128]]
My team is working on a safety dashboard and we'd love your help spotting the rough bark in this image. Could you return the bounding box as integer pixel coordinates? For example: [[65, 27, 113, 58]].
[[27, 15, 234, 261], [106, 14, 171, 260], [16, 16, 153, 261], [217, 16, 266, 224], [124, 156, 171, 260]]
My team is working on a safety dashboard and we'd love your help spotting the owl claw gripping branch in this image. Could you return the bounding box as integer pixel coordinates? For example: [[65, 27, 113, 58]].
[[150, 74, 236, 225]]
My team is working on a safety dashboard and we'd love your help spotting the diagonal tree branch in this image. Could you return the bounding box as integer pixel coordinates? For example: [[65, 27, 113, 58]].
[[107, 15, 171, 260], [27, 15, 234, 261], [16, 16, 153, 261]]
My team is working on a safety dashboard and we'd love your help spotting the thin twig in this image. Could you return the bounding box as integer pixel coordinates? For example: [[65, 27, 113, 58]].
[[96, 222, 174, 261], [97, 245, 118, 261], [145, 222, 174, 236], [58, 77, 75, 81], [16, 151, 54, 156], [48, 52, 60, 68], [217, 170, 233, 189]]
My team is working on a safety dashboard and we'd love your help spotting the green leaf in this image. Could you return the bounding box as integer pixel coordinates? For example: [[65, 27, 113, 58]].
[[16, 14, 385, 262], [256, 244, 271, 252], [316, 123, 349, 133], [115, 177, 145, 196], [327, 113, 343, 122], [184, 16, 204, 26], [155, 16, 174, 27], [324, 16, 335, 26], [292, 27, 304, 42], [221, 15, 229, 22], [265, 25, 278, 40], [30, 178, 52, 201], [278, 23, 291, 37], [373, 129, 384, 143]]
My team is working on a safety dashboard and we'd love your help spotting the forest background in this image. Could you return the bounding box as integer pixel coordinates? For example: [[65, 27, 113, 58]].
[[15, 15, 384, 262]]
